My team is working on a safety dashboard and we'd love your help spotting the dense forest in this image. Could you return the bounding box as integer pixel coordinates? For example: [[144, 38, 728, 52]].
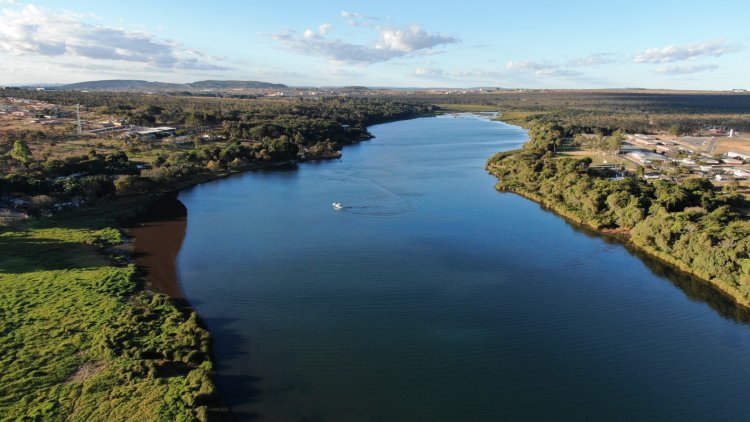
[[488, 121, 750, 306]]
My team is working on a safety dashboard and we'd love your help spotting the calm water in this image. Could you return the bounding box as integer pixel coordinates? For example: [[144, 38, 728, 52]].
[[177, 114, 750, 421]]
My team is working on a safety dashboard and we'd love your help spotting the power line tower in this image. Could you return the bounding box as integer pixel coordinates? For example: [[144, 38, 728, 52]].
[[76, 103, 82, 135]]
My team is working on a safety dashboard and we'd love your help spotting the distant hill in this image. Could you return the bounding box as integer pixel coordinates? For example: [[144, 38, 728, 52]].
[[59, 80, 183, 90], [339, 86, 370, 91], [57, 79, 287, 91], [189, 80, 286, 89]]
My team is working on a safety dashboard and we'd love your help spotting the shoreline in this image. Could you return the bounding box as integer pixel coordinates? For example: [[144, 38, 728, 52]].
[[128, 112, 440, 297], [495, 184, 750, 310], [126, 114, 433, 419], [129, 193, 187, 298], [489, 115, 750, 311], [128, 112, 750, 418]]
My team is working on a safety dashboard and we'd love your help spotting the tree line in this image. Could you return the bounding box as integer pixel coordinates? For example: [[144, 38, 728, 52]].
[[1, 92, 434, 211], [488, 121, 750, 305]]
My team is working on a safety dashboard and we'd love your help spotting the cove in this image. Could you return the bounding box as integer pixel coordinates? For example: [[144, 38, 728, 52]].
[[174, 114, 750, 421]]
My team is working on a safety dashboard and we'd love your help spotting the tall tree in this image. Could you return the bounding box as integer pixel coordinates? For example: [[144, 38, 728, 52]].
[[11, 140, 32, 165]]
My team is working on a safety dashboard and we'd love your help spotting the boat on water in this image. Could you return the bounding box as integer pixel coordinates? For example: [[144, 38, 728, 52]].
[[332, 202, 343, 210]]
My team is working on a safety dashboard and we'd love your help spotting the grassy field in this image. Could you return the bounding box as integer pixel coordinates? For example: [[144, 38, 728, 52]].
[[714, 136, 750, 156], [0, 199, 222, 421], [559, 149, 637, 170], [494, 111, 541, 128]]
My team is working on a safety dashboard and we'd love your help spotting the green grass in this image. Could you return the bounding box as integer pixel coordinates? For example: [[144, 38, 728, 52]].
[[494, 111, 542, 127], [0, 201, 221, 421]]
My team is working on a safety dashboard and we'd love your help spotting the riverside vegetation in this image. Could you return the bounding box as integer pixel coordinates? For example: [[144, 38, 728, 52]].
[[3, 88, 750, 419], [0, 199, 219, 420], [488, 121, 750, 306], [0, 92, 433, 420]]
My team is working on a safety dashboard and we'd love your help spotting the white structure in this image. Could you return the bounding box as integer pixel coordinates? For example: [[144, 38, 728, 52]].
[[135, 126, 176, 140], [727, 151, 750, 161]]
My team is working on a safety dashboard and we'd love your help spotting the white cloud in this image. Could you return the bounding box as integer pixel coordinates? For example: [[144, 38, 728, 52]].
[[0, 4, 228, 70], [340, 10, 376, 20], [415, 67, 444, 77], [505, 60, 582, 77], [655, 63, 718, 75], [272, 23, 457, 65], [567, 53, 617, 67], [379, 26, 455, 52], [634, 39, 741, 63], [340, 10, 379, 28], [414, 67, 505, 81], [318, 23, 332, 35]]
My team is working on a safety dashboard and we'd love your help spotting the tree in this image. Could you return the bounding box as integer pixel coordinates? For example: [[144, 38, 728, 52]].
[[11, 140, 32, 165], [669, 124, 685, 136], [604, 130, 624, 155], [114, 175, 154, 196]]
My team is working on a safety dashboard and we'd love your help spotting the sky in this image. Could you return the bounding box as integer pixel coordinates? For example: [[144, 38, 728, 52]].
[[0, 0, 748, 89]]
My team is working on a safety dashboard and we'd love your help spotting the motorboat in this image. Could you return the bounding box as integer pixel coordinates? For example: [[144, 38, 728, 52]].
[[332, 202, 343, 210]]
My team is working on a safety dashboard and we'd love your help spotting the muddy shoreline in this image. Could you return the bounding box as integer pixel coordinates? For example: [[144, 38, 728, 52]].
[[129, 193, 187, 298]]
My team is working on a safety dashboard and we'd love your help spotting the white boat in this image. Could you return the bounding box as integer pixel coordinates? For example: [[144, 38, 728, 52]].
[[332, 202, 343, 210]]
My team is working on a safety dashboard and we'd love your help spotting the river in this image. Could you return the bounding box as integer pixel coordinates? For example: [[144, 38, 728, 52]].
[[172, 114, 750, 421]]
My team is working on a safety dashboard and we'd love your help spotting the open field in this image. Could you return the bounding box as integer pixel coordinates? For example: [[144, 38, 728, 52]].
[[416, 91, 750, 135], [714, 137, 750, 156], [558, 149, 638, 170]]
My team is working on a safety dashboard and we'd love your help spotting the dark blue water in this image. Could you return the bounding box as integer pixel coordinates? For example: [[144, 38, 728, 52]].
[[177, 114, 750, 421]]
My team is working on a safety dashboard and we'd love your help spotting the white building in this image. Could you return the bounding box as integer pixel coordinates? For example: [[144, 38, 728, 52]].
[[727, 151, 750, 161]]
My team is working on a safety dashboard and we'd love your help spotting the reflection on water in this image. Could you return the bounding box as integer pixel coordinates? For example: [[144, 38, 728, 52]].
[[631, 247, 750, 324], [545, 208, 750, 325], [130, 193, 186, 297], [175, 114, 750, 421]]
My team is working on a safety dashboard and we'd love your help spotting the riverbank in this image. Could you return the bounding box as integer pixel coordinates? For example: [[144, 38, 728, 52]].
[[0, 155, 310, 421], [0, 196, 227, 420], [489, 117, 750, 310], [492, 181, 750, 309], [130, 194, 188, 297]]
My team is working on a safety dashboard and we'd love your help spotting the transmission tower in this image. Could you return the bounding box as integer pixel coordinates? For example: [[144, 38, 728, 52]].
[[76, 103, 82, 135]]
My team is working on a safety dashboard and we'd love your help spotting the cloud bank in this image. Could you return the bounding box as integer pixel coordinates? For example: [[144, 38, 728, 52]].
[[272, 16, 458, 65], [634, 39, 741, 63], [0, 4, 228, 70], [655, 64, 718, 75]]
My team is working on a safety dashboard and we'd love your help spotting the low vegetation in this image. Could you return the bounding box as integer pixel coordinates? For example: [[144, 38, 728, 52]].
[[0, 200, 223, 421]]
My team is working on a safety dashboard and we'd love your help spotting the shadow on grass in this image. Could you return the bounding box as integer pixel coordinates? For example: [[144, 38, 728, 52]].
[[0, 235, 105, 274]]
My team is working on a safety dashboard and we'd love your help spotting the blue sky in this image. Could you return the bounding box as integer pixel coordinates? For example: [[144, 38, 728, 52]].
[[1, 0, 748, 88]]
